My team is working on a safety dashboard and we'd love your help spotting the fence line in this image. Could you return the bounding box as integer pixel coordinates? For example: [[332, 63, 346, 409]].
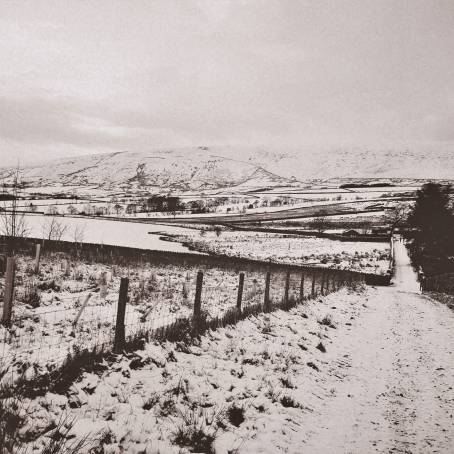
[[0, 239, 365, 387], [0, 235, 369, 279]]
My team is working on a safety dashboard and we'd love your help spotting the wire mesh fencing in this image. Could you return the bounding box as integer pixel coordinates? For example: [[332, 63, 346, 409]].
[[0, 252, 364, 386]]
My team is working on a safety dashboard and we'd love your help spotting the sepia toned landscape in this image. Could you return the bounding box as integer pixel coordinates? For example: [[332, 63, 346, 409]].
[[1, 1, 454, 453]]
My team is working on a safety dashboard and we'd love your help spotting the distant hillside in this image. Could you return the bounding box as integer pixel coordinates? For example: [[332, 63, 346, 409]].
[[0, 145, 452, 193], [0, 148, 294, 192]]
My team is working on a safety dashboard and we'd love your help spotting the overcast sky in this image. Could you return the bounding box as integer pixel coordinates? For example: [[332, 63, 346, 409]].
[[0, 0, 453, 165]]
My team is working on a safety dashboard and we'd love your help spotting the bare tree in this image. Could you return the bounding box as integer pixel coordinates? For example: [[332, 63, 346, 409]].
[[47, 205, 58, 215], [72, 224, 86, 243], [385, 202, 410, 233], [67, 205, 78, 215], [42, 217, 68, 241], [310, 210, 331, 233], [0, 166, 29, 255]]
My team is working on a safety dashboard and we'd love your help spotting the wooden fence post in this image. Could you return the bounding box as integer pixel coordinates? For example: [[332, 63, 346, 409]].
[[264, 271, 271, 312], [114, 277, 129, 353], [311, 273, 316, 298], [34, 244, 41, 274], [193, 271, 204, 331], [2, 257, 15, 327], [284, 270, 290, 308], [299, 273, 305, 302], [320, 272, 325, 296], [73, 293, 92, 326], [236, 272, 244, 313]]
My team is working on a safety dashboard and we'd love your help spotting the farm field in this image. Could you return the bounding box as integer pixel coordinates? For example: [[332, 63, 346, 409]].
[[6, 262, 454, 454], [0, 250, 315, 384], [141, 199, 401, 225], [1, 285, 366, 453], [259, 211, 388, 230], [9, 214, 392, 274], [166, 228, 391, 274], [21, 215, 199, 253]]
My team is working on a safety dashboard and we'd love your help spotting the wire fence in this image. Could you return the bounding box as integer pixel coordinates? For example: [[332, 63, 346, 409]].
[[0, 245, 365, 386]]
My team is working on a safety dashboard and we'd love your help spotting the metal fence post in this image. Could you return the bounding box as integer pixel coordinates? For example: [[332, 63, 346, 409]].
[[264, 271, 271, 311], [114, 277, 129, 353], [299, 273, 305, 302], [193, 270, 204, 331], [2, 257, 15, 327], [237, 272, 244, 313]]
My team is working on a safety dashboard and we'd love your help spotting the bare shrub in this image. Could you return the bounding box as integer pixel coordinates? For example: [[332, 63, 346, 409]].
[[42, 217, 68, 241], [0, 166, 29, 255]]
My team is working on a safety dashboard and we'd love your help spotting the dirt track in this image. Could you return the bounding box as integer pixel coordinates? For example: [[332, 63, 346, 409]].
[[303, 240, 454, 453]]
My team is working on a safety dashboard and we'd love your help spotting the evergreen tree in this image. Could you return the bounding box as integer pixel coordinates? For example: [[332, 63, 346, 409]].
[[407, 183, 454, 274]]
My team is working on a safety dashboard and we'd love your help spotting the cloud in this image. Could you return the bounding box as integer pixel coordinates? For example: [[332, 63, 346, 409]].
[[0, 0, 453, 165]]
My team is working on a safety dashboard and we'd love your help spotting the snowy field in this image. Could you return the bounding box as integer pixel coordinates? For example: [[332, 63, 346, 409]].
[[2, 285, 366, 453], [22, 214, 199, 253], [15, 215, 391, 274], [0, 252, 306, 384], [6, 245, 454, 454], [167, 228, 391, 274]]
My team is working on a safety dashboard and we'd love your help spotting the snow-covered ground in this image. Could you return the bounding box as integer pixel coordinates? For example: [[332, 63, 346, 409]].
[[9, 241, 454, 453], [21, 214, 199, 253], [169, 228, 391, 273], [3, 240, 451, 453], [0, 253, 295, 383]]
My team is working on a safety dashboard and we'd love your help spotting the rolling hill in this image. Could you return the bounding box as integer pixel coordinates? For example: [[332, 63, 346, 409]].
[[0, 145, 452, 194]]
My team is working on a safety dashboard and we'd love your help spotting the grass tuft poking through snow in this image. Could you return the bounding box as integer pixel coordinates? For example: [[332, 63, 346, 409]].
[[0, 391, 93, 454], [172, 406, 224, 453], [3, 286, 373, 453], [318, 313, 336, 328]]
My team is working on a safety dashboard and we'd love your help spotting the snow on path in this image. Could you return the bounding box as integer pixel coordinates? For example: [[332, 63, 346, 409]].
[[303, 240, 454, 453], [391, 238, 421, 294]]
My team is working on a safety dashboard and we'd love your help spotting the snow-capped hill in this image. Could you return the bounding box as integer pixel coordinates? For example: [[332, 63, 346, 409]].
[[235, 145, 454, 181], [2, 148, 294, 192], [1, 144, 452, 194]]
